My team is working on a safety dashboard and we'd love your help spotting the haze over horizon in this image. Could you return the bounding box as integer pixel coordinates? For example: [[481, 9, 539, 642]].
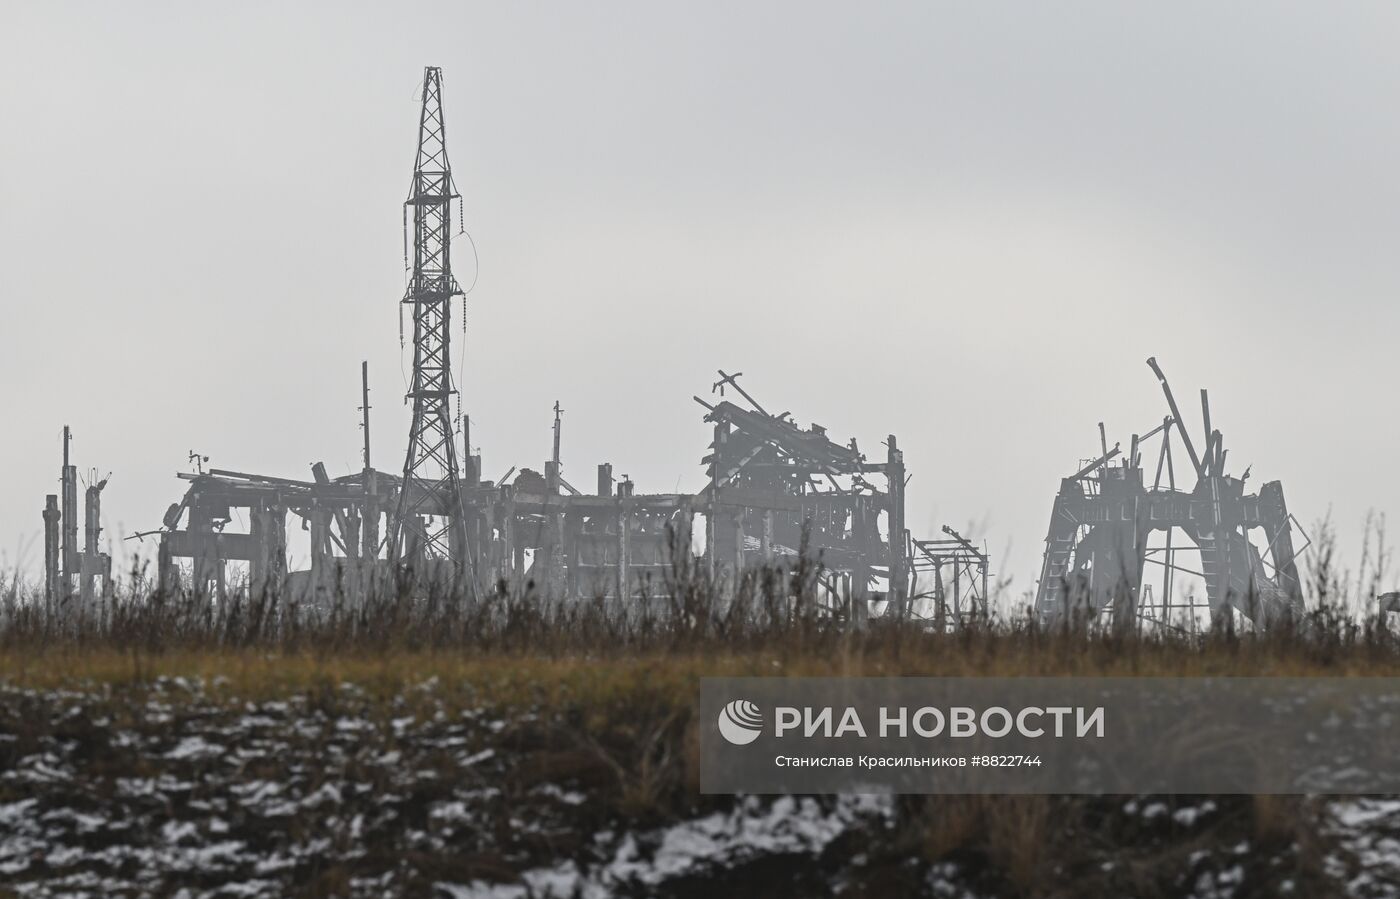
[[3, 2, 1398, 611]]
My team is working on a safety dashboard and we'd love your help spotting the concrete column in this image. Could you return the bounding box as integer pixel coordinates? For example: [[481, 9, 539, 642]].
[[43, 495, 60, 609], [886, 434, 907, 616], [617, 499, 632, 602], [80, 484, 101, 611]]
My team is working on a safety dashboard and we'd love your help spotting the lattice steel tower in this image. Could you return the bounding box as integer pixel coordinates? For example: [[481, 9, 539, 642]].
[[392, 66, 467, 570]]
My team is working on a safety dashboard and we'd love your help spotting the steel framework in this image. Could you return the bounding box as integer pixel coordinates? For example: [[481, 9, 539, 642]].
[[909, 525, 990, 629], [391, 66, 468, 575]]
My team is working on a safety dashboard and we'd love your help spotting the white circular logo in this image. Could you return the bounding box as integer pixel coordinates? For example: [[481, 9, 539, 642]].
[[717, 699, 763, 745]]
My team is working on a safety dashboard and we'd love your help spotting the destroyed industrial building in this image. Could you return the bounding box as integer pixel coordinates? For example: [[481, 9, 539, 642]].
[[1032, 358, 1307, 631], [40, 66, 988, 628], [39, 66, 1309, 632]]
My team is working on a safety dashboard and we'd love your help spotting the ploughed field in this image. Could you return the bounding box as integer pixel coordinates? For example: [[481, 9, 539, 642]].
[[0, 637, 1397, 899]]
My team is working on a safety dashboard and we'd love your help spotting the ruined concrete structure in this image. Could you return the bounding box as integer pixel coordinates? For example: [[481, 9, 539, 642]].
[[698, 371, 905, 613], [41, 426, 112, 611], [1033, 358, 1306, 630], [145, 366, 975, 623], [114, 66, 987, 626], [40, 66, 1314, 633]]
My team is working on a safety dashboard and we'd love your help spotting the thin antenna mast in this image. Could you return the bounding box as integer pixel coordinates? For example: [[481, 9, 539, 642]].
[[360, 360, 372, 470]]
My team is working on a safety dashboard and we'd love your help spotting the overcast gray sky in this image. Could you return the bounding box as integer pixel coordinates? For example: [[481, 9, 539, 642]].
[[3, 2, 1398, 607]]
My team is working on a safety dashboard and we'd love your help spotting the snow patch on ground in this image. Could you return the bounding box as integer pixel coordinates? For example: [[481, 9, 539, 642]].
[[436, 794, 898, 898], [1326, 798, 1400, 898]]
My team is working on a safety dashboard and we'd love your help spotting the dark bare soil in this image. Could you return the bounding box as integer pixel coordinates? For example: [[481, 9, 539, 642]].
[[0, 671, 1375, 899]]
